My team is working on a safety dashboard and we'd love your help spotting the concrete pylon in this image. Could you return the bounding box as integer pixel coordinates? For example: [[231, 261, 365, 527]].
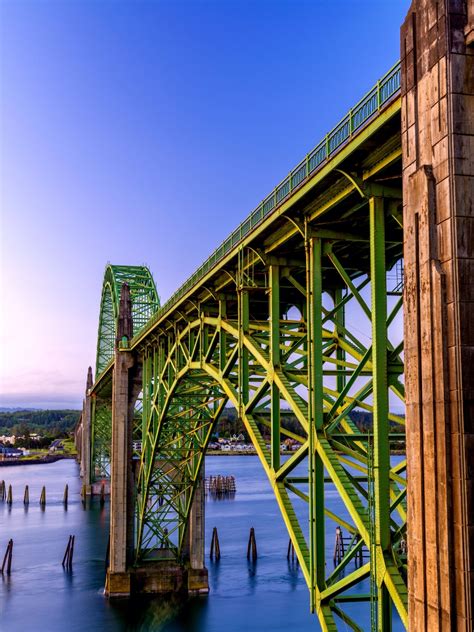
[[401, 1, 473, 629], [186, 467, 208, 594], [106, 284, 136, 597], [80, 366, 93, 485]]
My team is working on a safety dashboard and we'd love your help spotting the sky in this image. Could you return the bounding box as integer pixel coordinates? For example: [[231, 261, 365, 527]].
[[0, 0, 411, 410]]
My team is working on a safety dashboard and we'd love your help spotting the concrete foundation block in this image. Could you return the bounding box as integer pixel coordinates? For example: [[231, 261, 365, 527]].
[[187, 567, 209, 595], [105, 570, 131, 597]]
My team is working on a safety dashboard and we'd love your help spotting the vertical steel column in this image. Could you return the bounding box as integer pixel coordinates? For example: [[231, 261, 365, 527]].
[[307, 235, 326, 611], [269, 264, 280, 470], [219, 298, 227, 372], [369, 196, 391, 630], [333, 288, 346, 394], [238, 252, 249, 410]]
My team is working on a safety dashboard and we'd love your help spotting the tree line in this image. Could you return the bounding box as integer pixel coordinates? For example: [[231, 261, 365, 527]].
[[0, 409, 81, 440]]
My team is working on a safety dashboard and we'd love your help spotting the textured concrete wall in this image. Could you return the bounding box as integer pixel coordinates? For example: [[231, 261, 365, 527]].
[[401, 0, 473, 629], [108, 348, 134, 581]]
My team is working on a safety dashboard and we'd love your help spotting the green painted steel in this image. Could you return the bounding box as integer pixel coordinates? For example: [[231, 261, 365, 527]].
[[120, 62, 401, 348], [87, 62, 407, 630], [92, 265, 159, 480], [96, 265, 160, 378]]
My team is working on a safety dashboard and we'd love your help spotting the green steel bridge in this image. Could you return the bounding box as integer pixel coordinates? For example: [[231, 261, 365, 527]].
[[76, 4, 474, 626], [80, 60, 407, 631]]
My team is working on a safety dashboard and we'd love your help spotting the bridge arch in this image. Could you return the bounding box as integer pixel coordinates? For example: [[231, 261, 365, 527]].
[[96, 265, 160, 377]]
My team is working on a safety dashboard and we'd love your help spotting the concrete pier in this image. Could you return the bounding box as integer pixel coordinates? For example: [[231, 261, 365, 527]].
[[401, 1, 473, 629], [105, 284, 136, 597], [186, 470, 209, 594], [80, 366, 93, 484], [105, 284, 208, 597]]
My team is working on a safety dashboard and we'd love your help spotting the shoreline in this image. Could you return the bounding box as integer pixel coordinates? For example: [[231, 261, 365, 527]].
[[0, 455, 75, 467], [0, 449, 407, 466]]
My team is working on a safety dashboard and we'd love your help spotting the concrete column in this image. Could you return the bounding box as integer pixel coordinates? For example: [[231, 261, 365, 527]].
[[401, 1, 473, 629], [187, 466, 208, 594], [106, 285, 135, 597], [74, 417, 82, 463], [80, 366, 93, 485]]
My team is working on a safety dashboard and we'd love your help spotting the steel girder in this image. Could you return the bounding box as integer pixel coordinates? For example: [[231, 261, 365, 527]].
[[133, 204, 407, 629]]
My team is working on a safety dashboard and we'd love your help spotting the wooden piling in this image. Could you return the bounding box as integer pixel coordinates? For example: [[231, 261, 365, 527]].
[[81, 483, 86, 505], [69, 535, 75, 567], [7, 484, 12, 505], [1, 540, 13, 574], [23, 485, 29, 505], [333, 526, 345, 565], [62, 536, 72, 567], [0, 480, 5, 501], [100, 481, 105, 506], [62, 535, 75, 569], [210, 527, 221, 561], [355, 534, 363, 568], [63, 484, 68, 507], [39, 486, 46, 507], [287, 538, 297, 563], [247, 527, 257, 561]]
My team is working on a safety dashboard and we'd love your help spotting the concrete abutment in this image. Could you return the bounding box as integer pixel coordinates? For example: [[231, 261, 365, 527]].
[[401, 0, 473, 629]]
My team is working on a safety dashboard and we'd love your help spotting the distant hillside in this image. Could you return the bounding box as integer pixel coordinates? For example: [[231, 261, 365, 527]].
[[0, 409, 81, 436]]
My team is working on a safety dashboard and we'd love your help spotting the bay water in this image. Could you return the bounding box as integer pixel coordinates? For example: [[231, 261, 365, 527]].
[[0, 457, 404, 631]]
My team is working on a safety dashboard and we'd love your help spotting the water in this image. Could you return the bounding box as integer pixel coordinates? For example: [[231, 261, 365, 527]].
[[0, 457, 405, 631]]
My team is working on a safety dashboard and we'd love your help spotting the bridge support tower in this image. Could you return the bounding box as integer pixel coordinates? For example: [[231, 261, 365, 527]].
[[401, 0, 473, 629], [105, 283, 208, 597]]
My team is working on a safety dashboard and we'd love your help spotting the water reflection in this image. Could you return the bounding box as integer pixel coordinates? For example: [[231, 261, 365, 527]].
[[287, 559, 300, 592], [110, 594, 207, 632], [246, 559, 258, 594], [0, 457, 406, 632]]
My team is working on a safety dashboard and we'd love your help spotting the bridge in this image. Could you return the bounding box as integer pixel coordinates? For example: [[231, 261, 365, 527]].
[[74, 1, 473, 630]]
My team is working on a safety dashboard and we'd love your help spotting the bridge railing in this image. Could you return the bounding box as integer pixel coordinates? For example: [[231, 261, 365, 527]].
[[131, 61, 401, 347]]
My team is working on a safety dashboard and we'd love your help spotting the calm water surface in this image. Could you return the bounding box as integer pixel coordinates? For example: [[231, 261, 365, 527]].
[[0, 457, 404, 631]]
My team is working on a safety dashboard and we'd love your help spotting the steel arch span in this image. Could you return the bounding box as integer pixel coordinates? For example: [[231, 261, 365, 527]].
[[92, 264, 160, 479], [96, 264, 160, 377]]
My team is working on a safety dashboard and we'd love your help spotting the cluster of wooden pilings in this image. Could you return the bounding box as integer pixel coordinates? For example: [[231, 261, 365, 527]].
[[209, 526, 258, 562], [205, 475, 236, 498], [80, 481, 106, 506], [0, 534, 76, 575], [0, 480, 70, 508], [207, 526, 367, 570]]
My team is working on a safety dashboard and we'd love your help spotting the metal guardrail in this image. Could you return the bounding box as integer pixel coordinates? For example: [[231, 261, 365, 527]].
[[134, 61, 401, 344]]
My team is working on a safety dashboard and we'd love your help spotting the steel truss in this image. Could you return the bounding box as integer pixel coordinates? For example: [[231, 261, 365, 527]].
[[133, 197, 407, 630], [88, 64, 408, 629]]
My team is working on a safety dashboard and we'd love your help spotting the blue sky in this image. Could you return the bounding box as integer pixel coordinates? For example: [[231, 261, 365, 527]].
[[0, 0, 410, 409]]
